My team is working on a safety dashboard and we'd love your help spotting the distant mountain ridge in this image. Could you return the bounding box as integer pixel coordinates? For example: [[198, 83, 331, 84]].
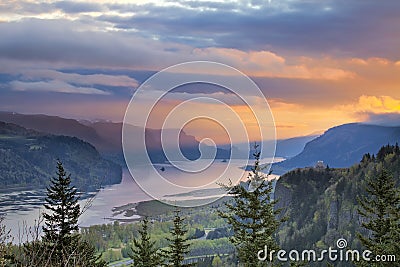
[[0, 121, 121, 190], [275, 135, 318, 158], [273, 123, 400, 174], [0, 112, 230, 164], [7, 112, 398, 172], [0, 112, 101, 146]]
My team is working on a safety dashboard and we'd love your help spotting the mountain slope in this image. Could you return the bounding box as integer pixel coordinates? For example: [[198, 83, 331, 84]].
[[0, 121, 121, 190], [274, 144, 400, 266], [273, 123, 400, 174], [275, 135, 318, 158], [0, 111, 101, 145], [0, 112, 230, 164]]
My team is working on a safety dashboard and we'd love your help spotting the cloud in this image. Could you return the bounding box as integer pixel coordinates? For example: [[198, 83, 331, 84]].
[[21, 69, 138, 88], [0, 18, 356, 82], [0, 0, 399, 139], [10, 80, 110, 95], [2, 1, 400, 59], [0, 1, 55, 17], [356, 95, 400, 113], [343, 95, 400, 114], [0, 19, 175, 69], [192, 48, 354, 80], [54, 1, 106, 13], [337, 95, 400, 124], [97, 0, 400, 58]]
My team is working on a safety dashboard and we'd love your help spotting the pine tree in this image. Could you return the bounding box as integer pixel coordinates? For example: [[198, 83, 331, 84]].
[[40, 160, 106, 266], [163, 209, 191, 267], [218, 144, 285, 267], [357, 167, 400, 267], [129, 217, 162, 267], [43, 160, 81, 261]]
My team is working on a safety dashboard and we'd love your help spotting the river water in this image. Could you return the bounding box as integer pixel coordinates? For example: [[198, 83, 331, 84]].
[[1, 159, 281, 242]]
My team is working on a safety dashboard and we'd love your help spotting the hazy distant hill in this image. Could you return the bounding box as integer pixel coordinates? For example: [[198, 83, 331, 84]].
[[273, 123, 400, 174], [0, 111, 101, 144], [275, 135, 318, 158], [0, 112, 230, 164], [0, 121, 121, 190], [246, 135, 318, 160]]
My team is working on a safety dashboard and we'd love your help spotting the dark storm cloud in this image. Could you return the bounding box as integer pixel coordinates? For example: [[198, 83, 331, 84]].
[[0, 19, 185, 69], [99, 0, 400, 59], [3, 1, 399, 60]]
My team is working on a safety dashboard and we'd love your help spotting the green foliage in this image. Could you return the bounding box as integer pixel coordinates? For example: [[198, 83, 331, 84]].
[[219, 144, 285, 266], [80, 198, 234, 261], [102, 248, 124, 263], [14, 161, 108, 267], [163, 209, 192, 267], [189, 228, 205, 240], [356, 167, 400, 266], [211, 255, 222, 266], [206, 227, 232, 240], [276, 144, 400, 266], [129, 217, 163, 267], [0, 121, 121, 191], [188, 238, 233, 256], [42, 160, 81, 255], [0, 216, 13, 266]]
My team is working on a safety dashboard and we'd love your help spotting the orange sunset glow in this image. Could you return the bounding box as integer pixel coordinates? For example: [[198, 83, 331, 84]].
[[0, 0, 399, 142]]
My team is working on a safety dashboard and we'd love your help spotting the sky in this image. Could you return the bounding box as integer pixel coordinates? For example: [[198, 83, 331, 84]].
[[0, 0, 400, 142]]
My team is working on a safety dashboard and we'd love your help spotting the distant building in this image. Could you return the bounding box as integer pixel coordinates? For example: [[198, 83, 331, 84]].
[[315, 160, 326, 169]]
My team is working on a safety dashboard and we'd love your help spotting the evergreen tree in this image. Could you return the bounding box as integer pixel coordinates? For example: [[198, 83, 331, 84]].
[[129, 217, 162, 267], [218, 144, 285, 267], [43, 161, 80, 253], [163, 209, 191, 267], [212, 255, 222, 266], [357, 167, 400, 266], [41, 160, 106, 266]]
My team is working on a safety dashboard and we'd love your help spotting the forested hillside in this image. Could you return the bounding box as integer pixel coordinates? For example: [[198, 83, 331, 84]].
[[0, 121, 121, 190], [275, 144, 400, 265]]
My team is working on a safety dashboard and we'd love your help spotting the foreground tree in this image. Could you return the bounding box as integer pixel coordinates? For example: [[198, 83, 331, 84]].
[[42, 160, 81, 259], [218, 144, 285, 267], [357, 167, 400, 267], [0, 216, 12, 266], [163, 209, 191, 267], [129, 217, 162, 267], [39, 160, 105, 266]]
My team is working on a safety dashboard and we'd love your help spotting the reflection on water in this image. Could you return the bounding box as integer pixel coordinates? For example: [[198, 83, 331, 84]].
[[1, 169, 149, 240], [1, 159, 281, 241]]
